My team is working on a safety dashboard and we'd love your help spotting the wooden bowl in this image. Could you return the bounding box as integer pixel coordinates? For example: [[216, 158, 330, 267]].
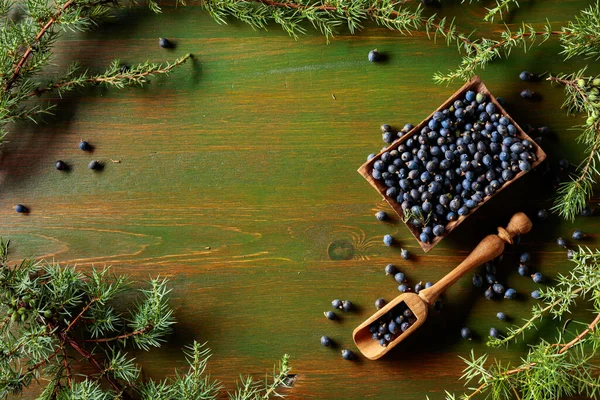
[[357, 76, 546, 253]]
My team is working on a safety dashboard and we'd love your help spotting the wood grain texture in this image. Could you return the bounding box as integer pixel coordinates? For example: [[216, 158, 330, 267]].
[[1, 1, 600, 399]]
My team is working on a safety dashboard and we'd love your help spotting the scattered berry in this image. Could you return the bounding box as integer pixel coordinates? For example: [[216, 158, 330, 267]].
[[324, 311, 336, 320], [400, 248, 409, 260], [504, 288, 517, 299], [342, 301, 353, 312], [519, 71, 533, 81], [385, 264, 396, 275], [414, 282, 424, 294], [581, 206, 593, 217], [15, 204, 28, 213], [559, 159, 570, 171], [520, 89, 533, 99], [518, 264, 529, 276], [496, 312, 506, 321], [394, 272, 406, 283], [320, 336, 332, 347], [492, 283, 505, 295], [376, 211, 388, 221], [368, 49, 380, 62], [519, 253, 531, 263], [119, 64, 130, 73], [79, 140, 91, 151], [380, 124, 392, 133], [567, 250, 575, 260], [341, 349, 354, 360], [159, 37, 173, 48], [537, 209, 548, 220], [572, 230, 585, 240], [472, 273, 483, 288], [397, 284, 408, 292], [557, 237, 567, 248], [425, 281, 433, 289], [383, 235, 394, 246], [88, 160, 103, 170], [489, 327, 499, 338], [484, 287, 494, 300], [434, 299, 443, 311], [375, 298, 386, 309], [531, 290, 541, 299], [331, 299, 342, 309], [460, 327, 472, 340], [532, 272, 543, 283], [55, 160, 67, 171]]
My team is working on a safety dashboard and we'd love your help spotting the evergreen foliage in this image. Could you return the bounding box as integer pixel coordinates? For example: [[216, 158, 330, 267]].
[[0, 239, 291, 399]]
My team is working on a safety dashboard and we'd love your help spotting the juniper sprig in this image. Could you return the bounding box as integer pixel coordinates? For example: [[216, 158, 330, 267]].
[[0, 0, 190, 145], [0, 239, 292, 400], [439, 247, 600, 400]]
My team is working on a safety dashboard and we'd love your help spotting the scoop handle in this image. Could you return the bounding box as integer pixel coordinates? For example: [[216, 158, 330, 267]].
[[419, 212, 532, 306]]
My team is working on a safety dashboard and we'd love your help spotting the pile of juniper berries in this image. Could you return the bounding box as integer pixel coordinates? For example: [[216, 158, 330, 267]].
[[370, 90, 538, 244], [369, 302, 416, 347]]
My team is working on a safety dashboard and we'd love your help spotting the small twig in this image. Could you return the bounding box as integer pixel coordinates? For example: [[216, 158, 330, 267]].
[[5, 0, 75, 91], [81, 326, 150, 343], [64, 298, 98, 333], [61, 347, 72, 387]]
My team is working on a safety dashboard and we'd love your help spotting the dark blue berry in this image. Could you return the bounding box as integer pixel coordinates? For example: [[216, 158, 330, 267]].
[[88, 160, 103, 170], [489, 327, 499, 338], [385, 264, 396, 275], [376, 211, 388, 221], [559, 159, 569, 170], [400, 322, 410, 332], [321, 336, 332, 347], [414, 282, 424, 294], [55, 160, 67, 171], [388, 321, 399, 334], [375, 298, 386, 309], [496, 312, 506, 321], [484, 287, 494, 300], [572, 230, 585, 240], [520, 253, 531, 263], [380, 124, 392, 133], [79, 140, 91, 151], [394, 272, 406, 283], [425, 281, 433, 289], [518, 264, 529, 276], [520, 89, 533, 99], [531, 290, 541, 299], [504, 288, 516, 299], [383, 235, 394, 246], [400, 248, 409, 260], [460, 327, 472, 340], [433, 225, 445, 236], [159, 37, 173, 48], [397, 284, 408, 292], [331, 299, 342, 309], [324, 311, 336, 320], [581, 207, 593, 216], [568, 249, 575, 259], [537, 209, 548, 220], [341, 349, 354, 360], [403, 309, 413, 318], [342, 301, 353, 312], [15, 204, 28, 213], [472, 273, 483, 287], [557, 237, 567, 248], [492, 283, 505, 295], [379, 338, 388, 347], [532, 272, 543, 283], [368, 49, 380, 62], [519, 71, 533, 81]]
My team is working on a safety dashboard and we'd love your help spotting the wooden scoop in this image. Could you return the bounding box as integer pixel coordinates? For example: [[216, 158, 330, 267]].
[[353, 212, 533, 360]]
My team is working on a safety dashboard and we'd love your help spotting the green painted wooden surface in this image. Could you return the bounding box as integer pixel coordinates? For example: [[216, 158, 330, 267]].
[[2, 1, 600, 398]]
